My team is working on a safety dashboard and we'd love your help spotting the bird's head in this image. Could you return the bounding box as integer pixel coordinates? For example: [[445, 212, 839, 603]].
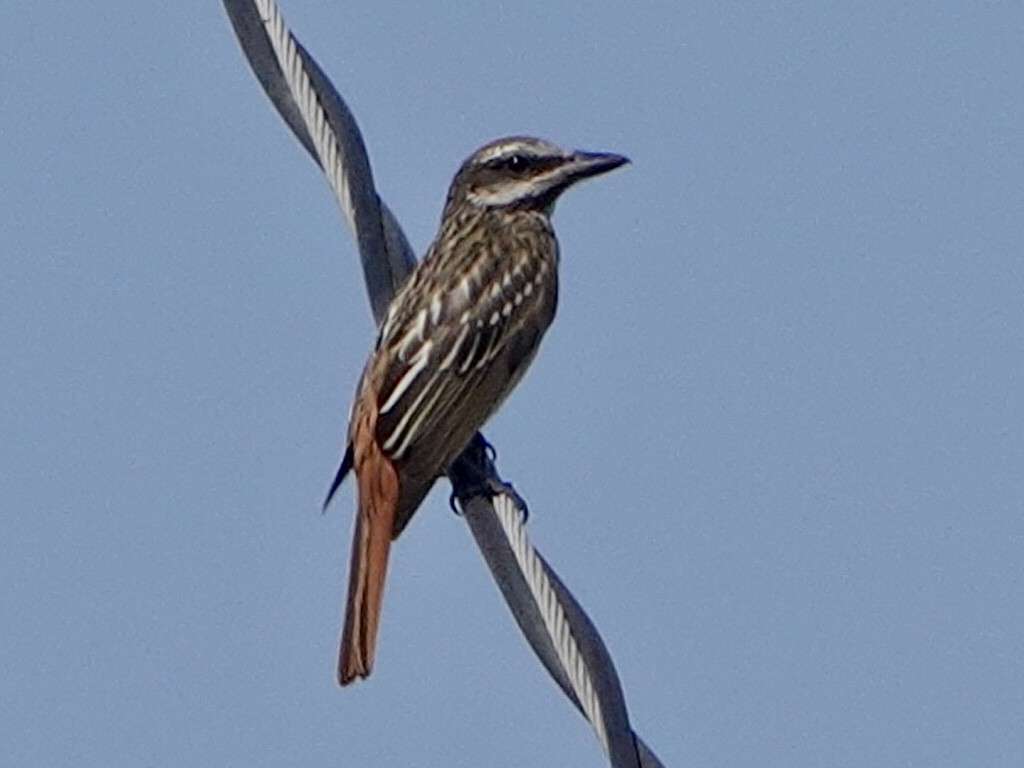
[[445, 136, 628, 215]]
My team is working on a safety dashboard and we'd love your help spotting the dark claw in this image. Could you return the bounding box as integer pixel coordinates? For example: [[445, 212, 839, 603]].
[[462, 475, 529, 523], [486, 477, 528, 522], [449, 490, 463, 516], [447, 470, 529, 523]]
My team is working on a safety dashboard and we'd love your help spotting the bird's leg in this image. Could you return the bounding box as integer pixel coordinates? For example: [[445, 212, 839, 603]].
[[447, 433, 529, 521]]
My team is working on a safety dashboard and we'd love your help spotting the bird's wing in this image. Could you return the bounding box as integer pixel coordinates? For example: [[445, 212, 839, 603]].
[[371, 242, 554, 467]]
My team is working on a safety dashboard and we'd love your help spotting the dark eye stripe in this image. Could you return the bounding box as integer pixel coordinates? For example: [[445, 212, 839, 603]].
[[485, 154, 562, 174], [487, 154, 529, 172]]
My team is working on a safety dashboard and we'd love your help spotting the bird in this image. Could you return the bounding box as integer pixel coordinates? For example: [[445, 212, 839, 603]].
[[323, 135, 628, 685]]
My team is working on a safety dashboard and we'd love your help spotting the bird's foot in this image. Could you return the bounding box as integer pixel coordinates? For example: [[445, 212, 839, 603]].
[[449, 475, 529, 521], [448, 433, 528, 521]]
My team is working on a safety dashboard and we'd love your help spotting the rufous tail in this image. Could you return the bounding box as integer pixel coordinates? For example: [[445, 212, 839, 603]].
[[338, 435, 399, 685]]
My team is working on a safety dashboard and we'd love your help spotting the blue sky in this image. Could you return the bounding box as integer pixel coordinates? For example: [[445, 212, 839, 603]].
[[2, 2, 1022, 766]]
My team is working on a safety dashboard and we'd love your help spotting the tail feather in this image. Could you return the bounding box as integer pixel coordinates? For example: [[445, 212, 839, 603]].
[[338, 437, 399, 685], [323, 443, 354, 512]]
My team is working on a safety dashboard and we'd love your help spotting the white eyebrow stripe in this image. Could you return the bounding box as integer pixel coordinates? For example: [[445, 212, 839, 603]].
[[475, 139, 564, 165]]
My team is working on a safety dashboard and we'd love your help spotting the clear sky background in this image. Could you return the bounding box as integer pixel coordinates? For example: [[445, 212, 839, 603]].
[[2, 2, 1022, 766]]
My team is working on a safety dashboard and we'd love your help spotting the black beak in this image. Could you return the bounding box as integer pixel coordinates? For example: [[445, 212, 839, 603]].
[[565, 150, 630, 182]]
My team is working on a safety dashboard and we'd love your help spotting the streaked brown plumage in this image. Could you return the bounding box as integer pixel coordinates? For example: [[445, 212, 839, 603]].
[[324, 136, 628, 685]]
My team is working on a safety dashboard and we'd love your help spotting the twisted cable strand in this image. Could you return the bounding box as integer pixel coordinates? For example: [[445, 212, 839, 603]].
[[254, 0, 359, 244], [492, 493, 610, 755]]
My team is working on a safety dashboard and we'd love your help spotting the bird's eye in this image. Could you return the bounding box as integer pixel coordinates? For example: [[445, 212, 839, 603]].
[[504, 154, 529, 172]]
